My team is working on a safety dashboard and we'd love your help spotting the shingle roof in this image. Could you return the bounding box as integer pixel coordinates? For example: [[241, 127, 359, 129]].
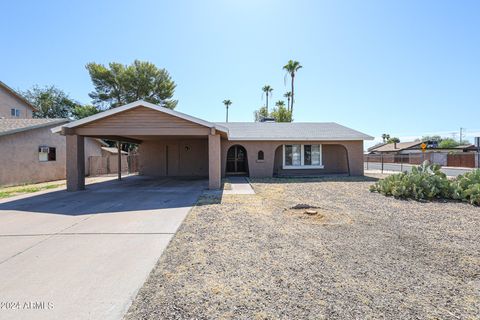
[[369, 141, 422, 152], [0, 119, 68, 136], [214, 122, 373, 141]]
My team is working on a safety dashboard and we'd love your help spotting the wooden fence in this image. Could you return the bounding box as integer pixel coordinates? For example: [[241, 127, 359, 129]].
[[88, 155, 139, 176]]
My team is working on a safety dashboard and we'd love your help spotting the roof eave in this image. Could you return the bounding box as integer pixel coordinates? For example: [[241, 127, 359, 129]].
[[1, 119, 69, 137], [53, 100, 229, 135]]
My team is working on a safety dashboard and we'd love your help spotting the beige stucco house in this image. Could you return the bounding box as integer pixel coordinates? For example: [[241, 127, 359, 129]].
[[0, 82, 104, 186], [53, 100, 373, 191], [0, 81, 36, 119]]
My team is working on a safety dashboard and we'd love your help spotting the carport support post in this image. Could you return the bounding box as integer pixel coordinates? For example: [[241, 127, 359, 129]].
[[208, 131, 221, 189], [117, 142, 122, 180], [66, 135, 85, 191]]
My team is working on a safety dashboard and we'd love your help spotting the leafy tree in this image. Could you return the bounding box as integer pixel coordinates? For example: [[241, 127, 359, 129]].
[[22, 85, 77, 119], [284, 91, 292, 111], [223, 99, 232, 122], [283, 60, 302, 115], [72, 105, 101, 119], [422, 135, 442, 142], [261, 85, 273, 113], [86, 60, 177, 109], [271, 102, 292, 122], [438, 138, 461, 148], [387, 137, 400, 143], [254, 106, 269, 122]]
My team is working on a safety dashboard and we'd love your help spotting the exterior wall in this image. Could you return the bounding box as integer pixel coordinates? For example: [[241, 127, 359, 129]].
[[0, 85, 34, 119], [138, 139, 208, 177], [0, 126, 102, 186], [84, 139, 103, 176], [220, 140, 364, 178], [75, 106, 210, 136]]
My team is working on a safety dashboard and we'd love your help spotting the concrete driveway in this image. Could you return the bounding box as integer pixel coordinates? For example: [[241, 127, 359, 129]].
[[0, 176, 207, 320]]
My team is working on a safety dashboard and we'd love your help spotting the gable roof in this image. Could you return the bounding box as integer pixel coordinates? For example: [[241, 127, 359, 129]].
[[51, 100, 228, 134], [0, 118, 68, 137], [0, 81, 37, 111], [369, 141, 423, 152], [214, 122, 373, 141], [51, 100, 373, 141]]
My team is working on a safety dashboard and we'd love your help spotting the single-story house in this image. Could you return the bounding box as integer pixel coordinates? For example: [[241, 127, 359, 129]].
[[52, 100, 373, 191]]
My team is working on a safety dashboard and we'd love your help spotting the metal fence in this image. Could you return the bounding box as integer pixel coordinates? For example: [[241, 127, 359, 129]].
[[364, 152, 479, 174]]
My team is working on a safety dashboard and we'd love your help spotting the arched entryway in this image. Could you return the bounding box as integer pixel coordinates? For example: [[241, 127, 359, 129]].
[[226, 145, 249, 176]]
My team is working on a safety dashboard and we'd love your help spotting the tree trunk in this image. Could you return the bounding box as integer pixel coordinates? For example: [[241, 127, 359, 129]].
[[266, 94, 269, 114], [291, 74, 295, 115], [226, 106, 229, 122]]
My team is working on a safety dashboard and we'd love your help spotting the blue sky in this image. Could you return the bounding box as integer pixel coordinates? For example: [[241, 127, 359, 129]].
[[1, 0, 479, 147]]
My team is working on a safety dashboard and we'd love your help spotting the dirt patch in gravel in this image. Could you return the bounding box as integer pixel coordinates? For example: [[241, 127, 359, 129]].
[[125, 174, 480, 320]]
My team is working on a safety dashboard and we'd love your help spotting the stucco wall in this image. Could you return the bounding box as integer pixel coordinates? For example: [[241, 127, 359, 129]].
[[0, 85, 34, 119], [221, 140, 364, 178], [138, 139, 208, 177], [0, 126, 102, 186]]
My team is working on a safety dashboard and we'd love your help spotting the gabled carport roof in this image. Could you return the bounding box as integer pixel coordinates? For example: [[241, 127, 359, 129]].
[[51, 100, 228, 134]]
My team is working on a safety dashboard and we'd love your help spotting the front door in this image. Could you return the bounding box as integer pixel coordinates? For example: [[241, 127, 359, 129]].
[[226, 145, 248, 175]]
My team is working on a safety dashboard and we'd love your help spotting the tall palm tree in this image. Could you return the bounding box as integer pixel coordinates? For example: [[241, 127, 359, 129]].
[[262, 85, 274, 113], [283, 91, 292, 111], [381, 133, 390, 143], [223, 99, 232, 122], [283, 60, 302, 115]]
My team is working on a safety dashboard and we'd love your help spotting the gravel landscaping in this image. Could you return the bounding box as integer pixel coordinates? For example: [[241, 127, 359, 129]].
[[125, 175, 480, 319]]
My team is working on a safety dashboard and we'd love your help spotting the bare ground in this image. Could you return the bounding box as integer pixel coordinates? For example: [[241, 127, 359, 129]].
[[125, 175, 480, 320]]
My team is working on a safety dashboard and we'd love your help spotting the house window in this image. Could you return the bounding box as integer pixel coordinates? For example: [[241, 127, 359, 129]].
[[283, 144, 323, 169], [39, 146, 56, 162], [11, 108, 21, 117], [257, 150, 264, 161]]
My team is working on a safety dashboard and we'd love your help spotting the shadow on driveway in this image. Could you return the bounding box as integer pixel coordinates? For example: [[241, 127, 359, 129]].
[[0, 176, 208, 215]]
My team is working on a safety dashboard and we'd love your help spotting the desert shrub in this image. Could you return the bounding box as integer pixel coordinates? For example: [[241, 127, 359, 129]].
[[450, 170, 480, 205], [371, 162, 480, 206], [369, 161, 450, 200]]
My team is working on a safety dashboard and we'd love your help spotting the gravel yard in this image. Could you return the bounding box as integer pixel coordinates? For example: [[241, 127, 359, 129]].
[[125, 175, 480, 319]]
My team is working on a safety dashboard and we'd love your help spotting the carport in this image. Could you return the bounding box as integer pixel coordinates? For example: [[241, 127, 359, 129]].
[[53, 101, 228, 191]]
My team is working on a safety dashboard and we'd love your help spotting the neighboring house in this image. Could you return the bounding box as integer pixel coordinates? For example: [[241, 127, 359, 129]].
[[368, 141, 423, 154], [101, 146, 128, 157], [52, 100, 373, 191], [0, 81, 36, 119], [0, 81, 103, 186], [367, 140, 478, 168]]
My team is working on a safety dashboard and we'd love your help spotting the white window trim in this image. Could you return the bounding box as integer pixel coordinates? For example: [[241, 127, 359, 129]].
[[282, 144, 324, 169]]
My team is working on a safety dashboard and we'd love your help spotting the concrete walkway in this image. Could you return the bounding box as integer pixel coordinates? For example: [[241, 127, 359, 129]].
[[0, 176, 206, 320], [223, 177, 255, 195]]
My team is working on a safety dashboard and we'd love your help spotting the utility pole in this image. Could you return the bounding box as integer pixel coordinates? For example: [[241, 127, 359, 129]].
[[459, 127, 466, 144]]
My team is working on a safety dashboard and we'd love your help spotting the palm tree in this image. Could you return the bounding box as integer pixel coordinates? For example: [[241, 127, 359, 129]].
[[283, 91, 292, 111], [223, 99, 232, 122], [381, 133, 390, 143], [275, 100, 285, 108], [262, 85, 274, 113], [283, 60, 302, 115]]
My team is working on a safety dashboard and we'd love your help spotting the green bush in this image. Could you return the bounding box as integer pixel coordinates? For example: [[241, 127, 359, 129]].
[[370, 161, 480, 205], [369, 161, 450, 200]]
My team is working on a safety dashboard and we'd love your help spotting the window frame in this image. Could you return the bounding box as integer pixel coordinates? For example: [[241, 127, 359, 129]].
[[282, 144, 323, 169], [257, 150, 264, 161], [39, 146, 57, 162]]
